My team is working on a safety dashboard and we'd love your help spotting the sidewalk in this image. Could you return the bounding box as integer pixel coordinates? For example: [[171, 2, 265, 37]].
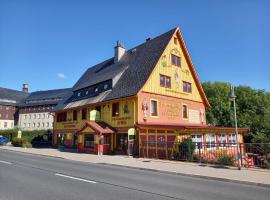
[[1, 145, 270, 187]]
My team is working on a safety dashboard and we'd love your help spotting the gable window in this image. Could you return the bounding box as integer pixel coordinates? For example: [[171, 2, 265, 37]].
[[82, 108, 87, 120], [73, 110, 77, 121], [182, 105, 188, 119], [174, 37, 177, 45], [183, 81, 192, 93], [112, 103, 119, 117], [171, 54, 181, 67], [150, 100, 158, 116], [160, 74, 171, 88]]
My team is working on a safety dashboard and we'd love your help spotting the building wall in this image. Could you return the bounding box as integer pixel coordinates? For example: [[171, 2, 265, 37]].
[[137, 91, 206, 126], [142, 31, 204, 103], [18, 112, 54, 130], [53, 98, 136, 146], [0, 119, 14, 129], [0, 104, 16, 130]]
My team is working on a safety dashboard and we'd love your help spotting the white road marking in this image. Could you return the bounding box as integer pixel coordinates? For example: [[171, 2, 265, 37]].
[[55, 173, 97, 184], [0, 160, 12, 165]]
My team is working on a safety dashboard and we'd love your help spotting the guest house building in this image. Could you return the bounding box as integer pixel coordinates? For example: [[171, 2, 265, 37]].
[[0, 85, 29, 130], [52, 27, 249, 157], [18, 88, 70, 131]]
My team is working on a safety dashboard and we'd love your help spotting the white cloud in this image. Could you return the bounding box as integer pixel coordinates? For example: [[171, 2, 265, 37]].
[[57, 73, 66, 79]]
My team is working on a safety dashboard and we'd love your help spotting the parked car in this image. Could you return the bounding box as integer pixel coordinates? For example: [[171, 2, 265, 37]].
[[0, 136, 8, 145]]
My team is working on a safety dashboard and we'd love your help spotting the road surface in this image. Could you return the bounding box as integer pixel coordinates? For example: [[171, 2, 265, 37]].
[[0, 150, 269, 200]]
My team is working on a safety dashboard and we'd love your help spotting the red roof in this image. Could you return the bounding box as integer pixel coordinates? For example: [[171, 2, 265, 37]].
[[77, 121, 115, 134]]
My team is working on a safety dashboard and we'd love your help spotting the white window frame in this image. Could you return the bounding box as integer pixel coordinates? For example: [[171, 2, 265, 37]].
[[206, 133, 216, 149]]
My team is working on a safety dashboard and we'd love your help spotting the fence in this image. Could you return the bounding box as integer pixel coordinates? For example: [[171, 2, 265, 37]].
[[139, 141, 270, 168]]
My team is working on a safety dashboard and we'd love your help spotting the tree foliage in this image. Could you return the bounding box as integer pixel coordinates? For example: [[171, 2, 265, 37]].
[[202, 81, 270, 143]]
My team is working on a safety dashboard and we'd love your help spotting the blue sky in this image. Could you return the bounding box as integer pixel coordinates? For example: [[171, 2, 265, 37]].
[[0, 0, 269, 92]]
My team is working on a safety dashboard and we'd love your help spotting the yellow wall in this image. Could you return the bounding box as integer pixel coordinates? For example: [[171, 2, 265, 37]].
[[142, 32, 203, 103], [54, 98, 136, 131]]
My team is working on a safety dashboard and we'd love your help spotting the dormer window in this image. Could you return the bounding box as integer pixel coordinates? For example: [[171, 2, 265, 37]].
[[85, 90, 89, 95], [77, 92, 81, 97], [94, 87, 99, 93], [104, 84, 108, 90]]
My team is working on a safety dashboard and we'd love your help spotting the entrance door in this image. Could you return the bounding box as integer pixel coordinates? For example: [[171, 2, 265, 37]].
[[116, 133, 128, 154]]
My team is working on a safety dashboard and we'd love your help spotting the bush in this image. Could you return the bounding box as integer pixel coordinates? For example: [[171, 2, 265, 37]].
[[22, 141, 32, 148], [11, 137, 31, 147], [179, 137, 196, 161], [0, 129, 51, 142], [217, 155, 234, 166]]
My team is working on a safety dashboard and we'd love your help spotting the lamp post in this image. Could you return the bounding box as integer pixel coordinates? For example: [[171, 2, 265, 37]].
[[229, 85, 241, 170]]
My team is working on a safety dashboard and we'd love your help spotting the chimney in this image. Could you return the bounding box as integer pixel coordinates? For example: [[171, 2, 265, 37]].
[[114, 40, 125, 63], [22, 84, 29, 93]]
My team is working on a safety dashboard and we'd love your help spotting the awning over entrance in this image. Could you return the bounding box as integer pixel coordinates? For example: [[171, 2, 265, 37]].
[[76, 121, 115, 134]]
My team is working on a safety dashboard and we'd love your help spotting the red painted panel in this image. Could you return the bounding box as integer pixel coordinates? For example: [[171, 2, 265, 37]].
[[148, 135, 156, 158]]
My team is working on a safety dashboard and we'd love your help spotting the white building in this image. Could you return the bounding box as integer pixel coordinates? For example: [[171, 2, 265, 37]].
[[18, 88, 70, 131]]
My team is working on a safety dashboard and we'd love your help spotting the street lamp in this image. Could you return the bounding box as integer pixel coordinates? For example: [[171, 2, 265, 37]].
[[229, 85, 241, 170]]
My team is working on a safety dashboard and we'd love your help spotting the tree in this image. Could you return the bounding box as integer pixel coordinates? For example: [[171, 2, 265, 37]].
[[202, 81, 270, 143]]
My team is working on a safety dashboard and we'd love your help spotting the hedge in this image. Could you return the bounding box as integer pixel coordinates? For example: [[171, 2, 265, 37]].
[[0, 129, 51, 142]]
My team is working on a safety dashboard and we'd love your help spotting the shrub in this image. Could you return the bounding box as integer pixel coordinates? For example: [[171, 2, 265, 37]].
[[22, 141, 32, 148], [11, 137, 31, 147], [178, 137, 196, 161], [217, 155, 234, 166]]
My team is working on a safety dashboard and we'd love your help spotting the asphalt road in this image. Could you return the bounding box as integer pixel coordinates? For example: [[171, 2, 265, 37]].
[[0, 150, 269, 200]]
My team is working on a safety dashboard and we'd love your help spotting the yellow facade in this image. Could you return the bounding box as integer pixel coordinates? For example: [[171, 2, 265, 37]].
[[142, 32, 203, 103], [54, 98, 136, 131]]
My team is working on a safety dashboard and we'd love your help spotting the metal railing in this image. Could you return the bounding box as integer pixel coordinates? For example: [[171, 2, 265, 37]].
[[139, 141, 270, 169]]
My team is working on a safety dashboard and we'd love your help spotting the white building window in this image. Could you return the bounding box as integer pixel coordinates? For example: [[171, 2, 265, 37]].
[[37, 122, 40, 127], [33, 123, 35, 128], [24, 115, 27, 119], [46, 122, 49, 127], [206, 133, 216, 148], [28, 123, 30, 128], [29, 114, 31, 119], [34, 114, 36, 119], [191, 134, 203, 150], [228, 134, 237, 146], [4, 122, 7, 128], [218, 134, 227, 147], [47, 114, 50, 119], [24, 123, 26, 127], [43, 114, 45, 119], [42, 122, 45, 127]]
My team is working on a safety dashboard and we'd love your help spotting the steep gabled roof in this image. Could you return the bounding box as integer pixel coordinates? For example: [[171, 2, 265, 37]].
[[55, 28, 176, 111], [55, 27, 211, 111], [20, 88, 71, 107], [0, 87, 29, 106]]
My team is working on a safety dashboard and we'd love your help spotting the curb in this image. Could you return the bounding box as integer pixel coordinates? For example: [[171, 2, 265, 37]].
[[1, 147, 270, 188]]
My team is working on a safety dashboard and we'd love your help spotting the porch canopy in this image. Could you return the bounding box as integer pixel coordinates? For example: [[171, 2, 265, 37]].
[[76, 121, 115, 135]]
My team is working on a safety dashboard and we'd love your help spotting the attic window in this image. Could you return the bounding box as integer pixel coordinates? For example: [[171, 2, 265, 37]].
[[77, 92, 81, 97], [174, 37, 177, 45], [104, 84, 108, 90], [171, 54, 181, 67], [94, 87, 99, 93], [85, 90, 89, 95]]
